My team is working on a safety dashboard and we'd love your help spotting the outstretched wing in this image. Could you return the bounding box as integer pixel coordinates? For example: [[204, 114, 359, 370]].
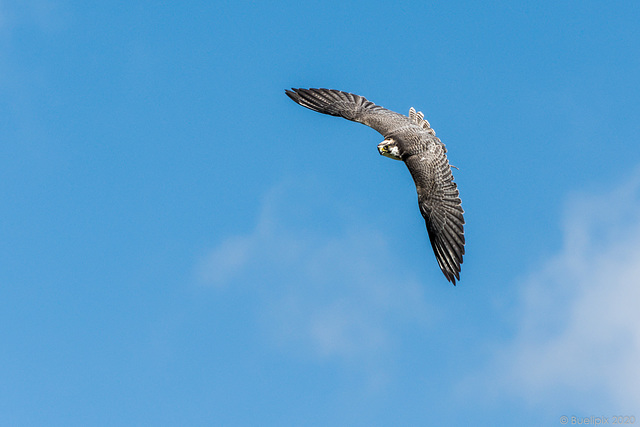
[[287, 87, 465, 285], [405, 142, 465, 284], [285, 88, 411, 137]]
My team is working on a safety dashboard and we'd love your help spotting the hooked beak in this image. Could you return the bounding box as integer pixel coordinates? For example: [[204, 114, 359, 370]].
[[377, 138, 401, 160], [377, 138, 392, 155]]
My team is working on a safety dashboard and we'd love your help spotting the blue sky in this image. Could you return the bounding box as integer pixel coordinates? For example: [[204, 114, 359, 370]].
[[1, 0, 639, 425]]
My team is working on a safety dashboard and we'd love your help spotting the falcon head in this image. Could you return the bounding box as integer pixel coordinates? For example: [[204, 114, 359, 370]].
[[377, 138, 402, 160]]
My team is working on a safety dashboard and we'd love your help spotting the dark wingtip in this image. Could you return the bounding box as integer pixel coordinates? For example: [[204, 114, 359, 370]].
[[441, 256, 461, 286], [445, 272, 458, 286], [449, 268, 461, 286], [285, 88, 299, 101]]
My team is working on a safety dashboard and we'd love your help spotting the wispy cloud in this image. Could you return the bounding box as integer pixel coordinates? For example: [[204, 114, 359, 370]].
[[200, 167, 640, 408], [198, 180, 434, 379], [0, 1, 66, 33], [484, 169, 640, 409], [0, 1, 67, 87]]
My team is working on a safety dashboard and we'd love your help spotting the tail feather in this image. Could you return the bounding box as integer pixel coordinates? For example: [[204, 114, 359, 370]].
[[408, 107, 436, 136]]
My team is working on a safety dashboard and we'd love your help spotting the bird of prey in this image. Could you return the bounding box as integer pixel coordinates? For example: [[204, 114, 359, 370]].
[[285, 88, 465, 285]]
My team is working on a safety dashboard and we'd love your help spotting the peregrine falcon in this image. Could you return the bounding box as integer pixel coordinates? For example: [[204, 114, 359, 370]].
[[286, 88, 465, 285]]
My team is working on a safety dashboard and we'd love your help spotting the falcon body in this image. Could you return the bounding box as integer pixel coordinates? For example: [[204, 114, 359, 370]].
[[286, 88, 465, 285]]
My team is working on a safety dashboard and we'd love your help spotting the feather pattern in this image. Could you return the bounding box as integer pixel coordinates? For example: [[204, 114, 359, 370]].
[[286, 88, 465, 285]]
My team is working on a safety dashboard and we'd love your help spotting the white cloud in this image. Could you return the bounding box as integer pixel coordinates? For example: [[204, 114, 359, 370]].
[[489, 169, 640, 409], [198, 234, 254, 287], [198, 180, 434, 375]]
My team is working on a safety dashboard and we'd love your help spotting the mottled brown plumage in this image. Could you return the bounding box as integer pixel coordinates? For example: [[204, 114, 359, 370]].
[[286, 88, 465, 285]]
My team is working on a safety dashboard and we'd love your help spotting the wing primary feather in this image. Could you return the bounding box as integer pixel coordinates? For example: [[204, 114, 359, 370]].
[[285, 88, 413, 137]]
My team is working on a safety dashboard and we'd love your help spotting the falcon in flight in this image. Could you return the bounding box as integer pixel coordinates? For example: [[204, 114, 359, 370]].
[[286, 88, 465, 285]]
